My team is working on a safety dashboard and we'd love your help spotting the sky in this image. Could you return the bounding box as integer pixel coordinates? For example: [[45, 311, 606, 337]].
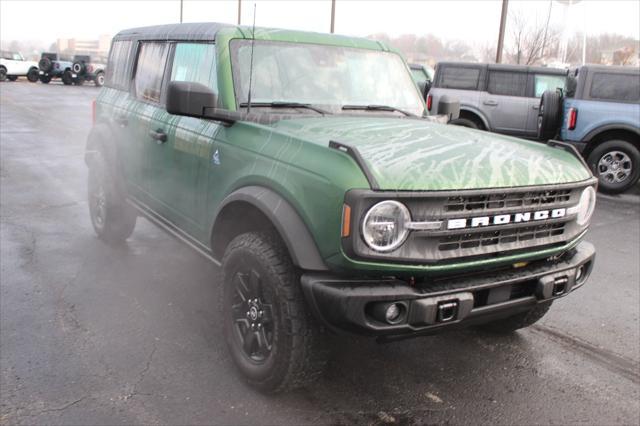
[[1, 0, 639, 47]]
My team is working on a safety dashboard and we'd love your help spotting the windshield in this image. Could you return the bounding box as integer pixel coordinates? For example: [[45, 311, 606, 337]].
[[231, 40, 425, 116]]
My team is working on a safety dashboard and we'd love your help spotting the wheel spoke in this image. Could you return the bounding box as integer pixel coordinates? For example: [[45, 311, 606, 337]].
[[235, 273, 250, 302], [249, 269, 261, 297], [242, 328, 257, 354], [261, 304, 274, 323], [231, 303, 247, 321], [256, 328, 272, 354]]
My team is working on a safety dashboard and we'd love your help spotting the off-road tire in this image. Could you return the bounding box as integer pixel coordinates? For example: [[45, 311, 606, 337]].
[[450, 117, 480, 129], [478, 301, 553, 334], [587, 139, 640, 194], [7, 75, 17, 81], [39, 75, 51, 84], [27, 68, 39, 82], [537, 90, 563, 140], [95, 71, 105, 87], [38, 57, 52, 72], [222, 231, 328, 393], [0, 67, 7, 82], [62, 70, 73, 86], [87, 150, 136, 245]]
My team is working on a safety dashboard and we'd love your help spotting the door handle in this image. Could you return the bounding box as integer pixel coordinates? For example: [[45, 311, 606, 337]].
[[483, 100, 498, 106], [114, 115, 128, 126], [149, 129, 167, 144], [532, 105, 539, 110]]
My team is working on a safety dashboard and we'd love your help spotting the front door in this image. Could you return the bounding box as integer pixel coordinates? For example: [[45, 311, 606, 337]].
[[141, 41, 221, 237]]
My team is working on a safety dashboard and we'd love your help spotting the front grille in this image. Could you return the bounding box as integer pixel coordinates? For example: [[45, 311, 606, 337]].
[[444, 189, 572, 212], [346, 181, 594, 264], [438, 222, 566, 251]]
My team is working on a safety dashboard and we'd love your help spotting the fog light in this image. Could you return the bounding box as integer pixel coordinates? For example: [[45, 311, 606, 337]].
[[385, 303, 401, 323]]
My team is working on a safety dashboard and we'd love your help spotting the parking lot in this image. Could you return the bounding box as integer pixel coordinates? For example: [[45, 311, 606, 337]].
[[1, 80, 639, 425]]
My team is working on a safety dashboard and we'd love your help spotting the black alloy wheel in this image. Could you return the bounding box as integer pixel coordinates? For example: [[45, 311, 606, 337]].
[[230, 269, 275, 363]]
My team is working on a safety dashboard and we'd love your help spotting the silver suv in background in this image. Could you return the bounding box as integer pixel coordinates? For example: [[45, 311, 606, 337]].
[[428, 62, 566, 139]]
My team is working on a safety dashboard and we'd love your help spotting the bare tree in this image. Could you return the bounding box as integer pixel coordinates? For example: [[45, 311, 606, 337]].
[[506, 10, 559, 65]]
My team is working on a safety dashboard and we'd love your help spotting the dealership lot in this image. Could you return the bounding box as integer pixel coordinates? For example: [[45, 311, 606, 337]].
[[1, 81, 638, 425]]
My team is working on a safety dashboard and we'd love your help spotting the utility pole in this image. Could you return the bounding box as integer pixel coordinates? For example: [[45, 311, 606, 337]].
[[330, 0, 336, 34], [237, 0, 242, 25], [495, 0, 508, 63], [180, 0, 183, 23]]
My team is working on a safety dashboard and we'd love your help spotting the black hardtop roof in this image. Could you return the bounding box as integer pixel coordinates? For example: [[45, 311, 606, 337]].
[[578, 64, 640, 75], [437, 61, 567, 75], [113, 22, 235, 42]]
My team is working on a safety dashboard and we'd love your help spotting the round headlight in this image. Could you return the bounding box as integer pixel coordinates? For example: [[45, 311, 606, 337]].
[[362, 200, 411, 252], [576, 186, 596, 226]]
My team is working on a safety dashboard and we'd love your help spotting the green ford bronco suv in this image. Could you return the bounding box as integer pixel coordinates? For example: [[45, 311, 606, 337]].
[[86, 23, 597, 392]]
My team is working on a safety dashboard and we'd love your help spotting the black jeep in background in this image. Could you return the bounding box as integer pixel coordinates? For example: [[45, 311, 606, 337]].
[[71, 55, 106, 87]]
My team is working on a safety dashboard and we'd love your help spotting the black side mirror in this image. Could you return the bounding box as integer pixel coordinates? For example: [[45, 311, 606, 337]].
[[166, 81, 217, 117]]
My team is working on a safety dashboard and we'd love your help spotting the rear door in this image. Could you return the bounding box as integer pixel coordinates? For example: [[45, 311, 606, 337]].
[[482, 69, 529, 135], [129, 41, 170, 206]]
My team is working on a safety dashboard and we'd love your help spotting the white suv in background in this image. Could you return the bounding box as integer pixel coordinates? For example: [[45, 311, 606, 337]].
[[0, 51, 40, 83]]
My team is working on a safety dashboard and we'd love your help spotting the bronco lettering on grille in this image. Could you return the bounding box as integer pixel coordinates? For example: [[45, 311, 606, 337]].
[[447, 208, 566, 230]]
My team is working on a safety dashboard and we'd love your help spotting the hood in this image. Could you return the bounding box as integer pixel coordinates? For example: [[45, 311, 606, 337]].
[[269, 116, 592, 191]]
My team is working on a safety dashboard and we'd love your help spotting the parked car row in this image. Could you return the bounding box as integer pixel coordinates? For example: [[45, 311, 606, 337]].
[[0, 51, 105, 86], [423, 62, 640, 194]]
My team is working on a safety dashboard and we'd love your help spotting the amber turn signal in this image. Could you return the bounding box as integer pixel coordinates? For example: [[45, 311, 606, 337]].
[[341, 204, 351, 237]]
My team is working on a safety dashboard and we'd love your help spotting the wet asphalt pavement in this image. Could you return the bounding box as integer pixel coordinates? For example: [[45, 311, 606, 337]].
[[1, 80, 639, 426]]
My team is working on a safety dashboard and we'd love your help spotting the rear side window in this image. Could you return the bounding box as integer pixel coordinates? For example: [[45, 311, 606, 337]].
[[487, 71, 527, 97], [534, 74, 566, 97], [106, 40, 133, 89], [134, 42, 169, 103], [589, 72, 640, 102], [170, 43, 218, 93], [439, 66, 480, 90]]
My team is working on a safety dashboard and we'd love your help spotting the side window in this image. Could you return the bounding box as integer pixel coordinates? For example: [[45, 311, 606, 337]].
[[487, 71, 527, 97], [134, 42, 169, 103], [589, 72, 640, 102], [534, 74, 566, 97], [106, 40, 133, 89], [439, 66, 480, 90], [170, 43, 218, 93]]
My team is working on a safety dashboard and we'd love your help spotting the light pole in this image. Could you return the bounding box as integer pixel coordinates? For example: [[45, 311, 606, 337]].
[[330, 0, 336, 34], [495, 0, 509, 63], [180, 0, 183, 23], [238, 0, 242, 25]]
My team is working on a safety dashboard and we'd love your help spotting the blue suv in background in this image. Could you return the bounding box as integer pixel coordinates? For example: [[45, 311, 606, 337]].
[[538, 65, 640, 194]]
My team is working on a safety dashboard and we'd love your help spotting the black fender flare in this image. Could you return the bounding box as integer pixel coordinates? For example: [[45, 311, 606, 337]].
[[459, 106, 490, 130], [213, 186, 328, 271], [583, 124, 640, 143]]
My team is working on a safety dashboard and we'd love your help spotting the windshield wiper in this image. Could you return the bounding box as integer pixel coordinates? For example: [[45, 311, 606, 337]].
[[341, 104, 415, 117], [239, 101, 331, 115]]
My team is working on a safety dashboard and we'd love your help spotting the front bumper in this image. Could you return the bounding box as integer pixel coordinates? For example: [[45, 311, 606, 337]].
[[302, 241, 595, 340]]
